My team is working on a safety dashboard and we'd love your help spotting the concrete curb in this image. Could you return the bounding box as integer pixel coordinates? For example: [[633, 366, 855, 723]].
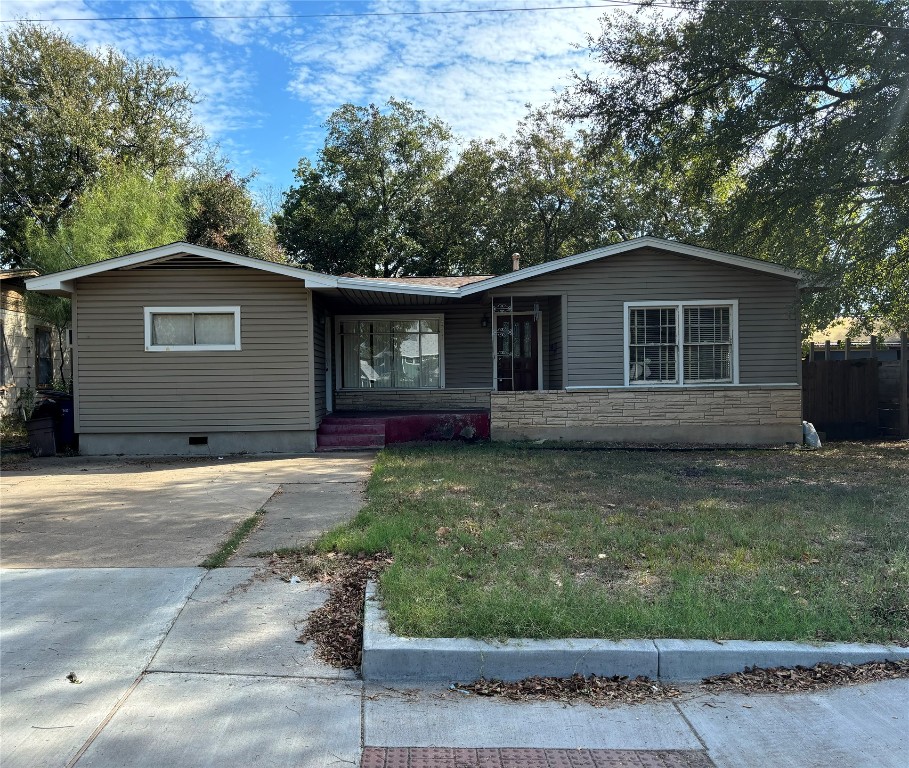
[[361, 582, 909, 682]]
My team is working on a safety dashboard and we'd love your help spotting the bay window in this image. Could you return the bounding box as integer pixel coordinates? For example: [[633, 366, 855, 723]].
[[625, 301, 736, 385], [339, 317, 442, 389]]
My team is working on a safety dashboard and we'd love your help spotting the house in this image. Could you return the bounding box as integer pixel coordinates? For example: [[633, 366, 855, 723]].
[[25, 238, 807, 455], [1, 270, 71, 418]]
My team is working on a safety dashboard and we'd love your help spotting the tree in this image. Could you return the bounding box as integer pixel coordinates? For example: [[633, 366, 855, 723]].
[[428, 107, 701, 276], [564, 0, 909, 330], [23, 164, 187, 387], [183, 153, 283, 262], [24, 164, 186, 274], [1, 22, 203, 267], [275, 99, 452, 276]]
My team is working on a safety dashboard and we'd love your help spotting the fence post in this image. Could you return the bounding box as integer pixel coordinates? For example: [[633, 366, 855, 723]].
[[901, 331, 908, 439], [844, 338, 851, 360], [824, 340, 831, 361], [870, 335, 878, 361]]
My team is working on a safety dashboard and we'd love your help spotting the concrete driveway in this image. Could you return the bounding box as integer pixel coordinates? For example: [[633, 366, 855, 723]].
[[0, 454, 372, 568]]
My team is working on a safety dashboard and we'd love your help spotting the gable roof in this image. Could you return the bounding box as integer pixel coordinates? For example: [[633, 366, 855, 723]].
[[25, 237, 809, 297]]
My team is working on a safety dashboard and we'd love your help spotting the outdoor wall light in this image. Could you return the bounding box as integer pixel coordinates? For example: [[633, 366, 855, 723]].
[[481, 314, 490, 328]]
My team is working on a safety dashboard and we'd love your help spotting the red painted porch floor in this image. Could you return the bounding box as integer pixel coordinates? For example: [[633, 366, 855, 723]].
[[317, 410, 491, 450], [360, 748, 716, 768]]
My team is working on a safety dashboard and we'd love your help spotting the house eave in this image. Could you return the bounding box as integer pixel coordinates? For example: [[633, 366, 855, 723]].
[[25, 242, 339, 295], [458, 237, 806, 297], [24, 236, 811, 299]]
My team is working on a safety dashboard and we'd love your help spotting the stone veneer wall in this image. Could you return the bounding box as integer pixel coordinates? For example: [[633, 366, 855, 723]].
[[334, 388, 491, 412], [490, 387, 803, 445]]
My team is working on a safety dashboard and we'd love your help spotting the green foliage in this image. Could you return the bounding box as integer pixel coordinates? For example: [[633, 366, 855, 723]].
[[183, 152, 283, 262], [200, 509, 265, 569], [22, 164, 186, 382], [276, 101, 700, 277], [275, 99, 452, 276], [24, 164, 186, 274], [1, 22, 203, 268], [565, 0, 909, 331]]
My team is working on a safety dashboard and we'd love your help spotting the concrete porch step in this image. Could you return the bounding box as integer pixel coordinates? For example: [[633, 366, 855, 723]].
[[316, 433, 385, 449], [317, 422, 386, 435]]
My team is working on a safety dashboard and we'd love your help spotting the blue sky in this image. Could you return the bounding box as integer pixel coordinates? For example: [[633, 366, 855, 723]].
[[2, 1, 614, 206]]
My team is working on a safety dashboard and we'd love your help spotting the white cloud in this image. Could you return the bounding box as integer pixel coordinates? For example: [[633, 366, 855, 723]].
[[1, 0, 262, 141], [281, 0, 611, 142], [2, 0, 627, 176], [188, 0, 294, 45]]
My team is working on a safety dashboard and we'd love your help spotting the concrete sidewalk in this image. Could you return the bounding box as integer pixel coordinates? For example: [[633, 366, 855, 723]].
[[3, 565, 906, 768]]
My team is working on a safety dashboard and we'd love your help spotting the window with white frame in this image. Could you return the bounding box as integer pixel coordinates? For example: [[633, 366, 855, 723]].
[[626, 302, 735, 385], [144, 307, 241, 351], [339, 317, 442, 389]]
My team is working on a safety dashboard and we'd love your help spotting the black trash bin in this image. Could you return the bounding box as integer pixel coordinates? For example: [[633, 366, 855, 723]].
[[33, 391, 76, 452], [26, 416, 56, 457]]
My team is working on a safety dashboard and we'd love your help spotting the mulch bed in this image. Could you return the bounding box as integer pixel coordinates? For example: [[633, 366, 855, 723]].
[[453, 674, 682, 706], [279, 551, 392, 669], [701, 659, 909, 694]]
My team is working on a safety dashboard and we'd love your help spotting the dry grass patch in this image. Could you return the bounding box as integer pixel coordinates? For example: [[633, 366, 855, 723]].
[[316, 441, 909, 643]]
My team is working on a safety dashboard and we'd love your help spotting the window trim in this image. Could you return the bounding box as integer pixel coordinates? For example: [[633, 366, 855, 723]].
[[334, 313, 445, 391], [144, 306, 241, 352], [623, 300, 739, 387]]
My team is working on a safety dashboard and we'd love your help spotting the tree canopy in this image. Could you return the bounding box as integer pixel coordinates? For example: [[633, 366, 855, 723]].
[[1, 22, 203, 268], [564, 0, 909, 330], [275, 102, 682, 277], [183, 153, 283, 262], [24, 164, 185, 274], [275, 99, 451, 276]]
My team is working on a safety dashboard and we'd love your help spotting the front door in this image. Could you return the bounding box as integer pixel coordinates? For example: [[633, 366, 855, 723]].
[[496, 315, 538, 391]]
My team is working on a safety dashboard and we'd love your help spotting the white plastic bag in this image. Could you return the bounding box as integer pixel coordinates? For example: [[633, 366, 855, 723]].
[[802, 421, 822, 448]]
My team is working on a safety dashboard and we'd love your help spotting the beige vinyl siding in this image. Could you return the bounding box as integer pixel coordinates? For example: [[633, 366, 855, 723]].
[[75, 268, 313, 432], [501, 248, 800, 387], [443, 302, 492, 388], [330, 300, 491, 389]]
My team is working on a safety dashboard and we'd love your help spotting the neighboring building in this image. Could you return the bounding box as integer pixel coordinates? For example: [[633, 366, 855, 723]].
[[26, 238, 808, 454], [1, 270, 71, 418]]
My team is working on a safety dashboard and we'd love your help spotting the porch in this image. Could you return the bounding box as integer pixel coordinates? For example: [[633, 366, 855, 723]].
[[316, 409, 490, 450]]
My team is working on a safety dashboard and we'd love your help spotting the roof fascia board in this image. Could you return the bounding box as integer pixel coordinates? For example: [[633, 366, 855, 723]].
[[25, 242, 339, 293], [330, 277, 460, 297], [458, 237, 804, 296], [25, 237, 810, 299]]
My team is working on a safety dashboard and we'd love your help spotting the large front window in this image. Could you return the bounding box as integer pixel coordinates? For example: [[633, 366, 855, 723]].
[[339, 317, 442, 389], [626, 302, 736, 385]]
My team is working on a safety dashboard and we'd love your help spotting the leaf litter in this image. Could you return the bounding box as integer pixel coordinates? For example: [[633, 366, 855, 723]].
[[266, 550, 392, 669], [701, 659, 909, 694], [267, 550, 909, 701]]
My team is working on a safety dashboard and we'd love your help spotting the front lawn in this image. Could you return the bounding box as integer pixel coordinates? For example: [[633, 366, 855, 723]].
[[317, 442, 909, 643]]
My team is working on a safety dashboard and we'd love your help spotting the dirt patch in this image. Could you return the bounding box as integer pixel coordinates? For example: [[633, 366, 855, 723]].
[[270, 551, 392, 669], [701, 659, 909, 694], [453, 674, 682, 707]]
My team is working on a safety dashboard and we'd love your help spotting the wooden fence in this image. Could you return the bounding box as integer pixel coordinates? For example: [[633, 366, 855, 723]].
[[802, 332, 908, 439]]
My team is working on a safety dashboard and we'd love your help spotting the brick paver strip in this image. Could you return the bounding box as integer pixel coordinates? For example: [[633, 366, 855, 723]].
[[360, 748, 716, 768]]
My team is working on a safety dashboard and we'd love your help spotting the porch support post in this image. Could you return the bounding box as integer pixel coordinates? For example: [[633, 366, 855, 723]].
[[561, 294, 568, 389]]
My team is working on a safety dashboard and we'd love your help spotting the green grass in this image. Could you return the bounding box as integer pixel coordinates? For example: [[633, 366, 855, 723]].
[[314, 441, 909, 643], [200, 509, 265, 568]]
